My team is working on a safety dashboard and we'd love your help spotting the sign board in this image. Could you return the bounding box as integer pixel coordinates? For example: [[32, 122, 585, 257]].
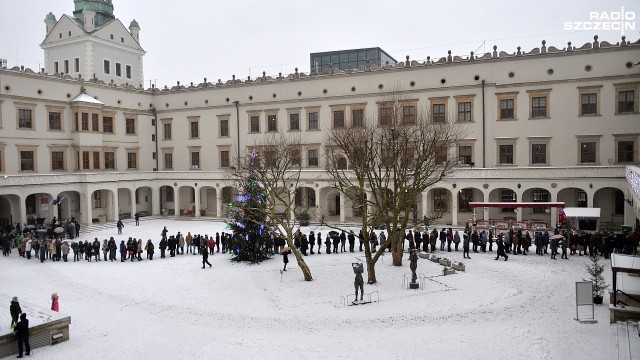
[[575, 281, 594, 321]]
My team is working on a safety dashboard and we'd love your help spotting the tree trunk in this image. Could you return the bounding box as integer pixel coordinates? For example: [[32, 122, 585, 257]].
[[287, 239, 313, 281], [392, 232, 403, 266], [366, 258, 377, 284]]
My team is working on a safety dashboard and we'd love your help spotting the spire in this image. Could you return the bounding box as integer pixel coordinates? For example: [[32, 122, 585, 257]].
[[73, 0, 115, 29]]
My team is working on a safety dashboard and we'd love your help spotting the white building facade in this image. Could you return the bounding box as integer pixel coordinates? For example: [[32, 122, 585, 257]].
[[0, 2, 638, 230]]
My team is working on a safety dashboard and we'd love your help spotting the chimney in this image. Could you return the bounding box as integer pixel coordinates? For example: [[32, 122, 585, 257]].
[[84, 10, 96, 32]]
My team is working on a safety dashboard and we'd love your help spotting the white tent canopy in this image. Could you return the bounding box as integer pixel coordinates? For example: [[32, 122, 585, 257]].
[[563, 207, 601, 218]]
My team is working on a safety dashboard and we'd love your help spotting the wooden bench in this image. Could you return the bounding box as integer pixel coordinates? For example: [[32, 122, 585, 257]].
[[610, 321, 640, 360], [610, 304, 640, 324]]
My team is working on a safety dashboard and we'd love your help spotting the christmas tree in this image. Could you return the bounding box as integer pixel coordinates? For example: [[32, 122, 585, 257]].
[[226, 151, 271, 263]]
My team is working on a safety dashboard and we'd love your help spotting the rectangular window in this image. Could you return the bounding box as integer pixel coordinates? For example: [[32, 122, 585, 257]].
[[433, 104, 446, 123], [308, 149, 319, 167], [580, 142, 596, 163], [531, 97, 547, 118], [92, 114, 99, 132], [164, 153, 173, 170], [458, 145, 472, 165], [501, 189, 516, 212], [250, 115, 260, 133], [64, 60, 69, 74], [352, 109, 364, 128], [20, 151, 34, 171], [500, 99, 514, 119], [433, 189, 447, 210], [457, 102, 471, 122], [618, 90, 635, 113], [92, 151, 100, 169], [267, 115, 277, 132], [125, 118, 136, 135], [531, 144, 546, 164], [290, 149, 301, 167], [577, 190, 587, 208], [333, 110, 345, 129], [82, 151, 90, 169], [617, 141, 635, 163], [436, 147, 447, 164], [308, 112, 319, 130], [104, 152, 115, 170], [127, 152, 137, 169], [51, 151, 64, 171], [532, 190, 550, 213], [379, 107, 392, 126], [163, 123, 172, 139], [54, 62, 59, 73], [115, 63, 122, 77], [190, 121, 199, 138], [499, 144, 513, 164], [126, 65, 132, 79], [220, 119, 229, 137], [81, 113, 89, 131], [103, 116, 113, 133], [581, 93, 597, 115], [18, 109, 32, 129], [191, 152, 200, 168], [289, 113, 300, 131], [458, 188, 473, 212], [402, 106, 416, 124], [103, 60, 110, 75], [220, 151, 230, 168], [49, 112, 61, 130], [74, 58, 80, 72], [93, 191, 103, 208]]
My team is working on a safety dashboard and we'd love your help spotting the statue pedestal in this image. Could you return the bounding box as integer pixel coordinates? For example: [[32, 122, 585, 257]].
[[409, 282, 419, 289]]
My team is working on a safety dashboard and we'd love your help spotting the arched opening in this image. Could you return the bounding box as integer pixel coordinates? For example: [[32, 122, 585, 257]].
[[135, 186, 153, 216], [594, 187, 625, 230]]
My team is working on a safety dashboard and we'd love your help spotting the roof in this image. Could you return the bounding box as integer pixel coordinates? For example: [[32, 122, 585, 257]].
[[45, 12, 57, 21], [71, 90, 104, 105], [563, 207, 601, 218], [468, 202, 565, 208]]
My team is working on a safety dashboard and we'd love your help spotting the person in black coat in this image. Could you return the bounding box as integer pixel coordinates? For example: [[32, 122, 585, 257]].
[[215, 233, 220, 253], [134, 212, 140, 226], [495, 237, 508, 261], [159, 238, 167, 258], [348, 231, 355, 253], [332, 234, 340, 254], [316, 233, 322, 254], [10, 296, 21, 327], [14, 313, 30, 358], [282, 248, 290, 271], [168, 236, 176, 257], [309, 231, 315, 254], [201, 246, 212, 268]]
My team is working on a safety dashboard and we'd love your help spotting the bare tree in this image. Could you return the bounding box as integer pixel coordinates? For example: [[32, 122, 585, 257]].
[[325, 90, 462, 282], [230, 133, 313, 281]]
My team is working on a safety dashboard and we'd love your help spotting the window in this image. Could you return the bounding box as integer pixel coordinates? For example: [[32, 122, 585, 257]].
[[580, 141, 596, 163], [500, 99, 514, 119], [18, 109, 32, 129], [308, 112, 319, 130], [92, 114, 99, 132], [290, 149, 301, 167], [220, 119, 229, 137], [307, 188, 316, 207], [308, 149, 319, 167], [93, 191, 103, 208], [126, 65, 132, 79], [333, 110, 345, 129], [267, 114, 277, 132], [289, 113, 300, 131], [81, 113, 89, 131], [499, 144, 513, 164], [264, 150, 277, 167], [64, 60, 69, 74], [501, 189, 516, 212], [402, 106, 416, 124], [617, 140, 635, 163], [191, 151, 200, 168], [531, 144, 547, 165], [618, 90, 635, 113], [51, 151, 64, 171], [220, 150, 230, 168], [532, 190, 550, 213], [92, 151, 100, 169], [104, 152, 115, 170], [20, 151, 34, 171], [54, 62, 59, 73], [125, 118, 136, 135], [577, 190, 587, 208], [457, 102, 471, 122], [581, 93, 597, 115], [458, 145, 472, 165], [103, 116, 113, 133], [379, 107, 392, 126], [458, 189, 473, 212], [615, 191, 625, 215], [115, 63, 122, 77], [190, 121, 199, 138], [164, 153, 173, 170], [127, 152, 137, 169], [336, 157, 348, 170], [82, 151, 90, 169], [436, 147, 448, 164], [352, 109, 364, 128], [433, 189, 447, 210], [74, 58, 80, 72], [250, 115, 260, 133], [532, 97, 547, 118], [104, 60, 110, 75], [49, 112, 61, 130], [432, 103, 446, 123]]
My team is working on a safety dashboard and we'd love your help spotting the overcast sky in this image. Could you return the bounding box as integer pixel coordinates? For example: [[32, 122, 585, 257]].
[[1, 0, 638, 88]]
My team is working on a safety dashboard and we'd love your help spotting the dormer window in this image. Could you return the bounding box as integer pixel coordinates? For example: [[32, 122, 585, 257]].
[[121, 37, 124, 43], [110, 34, 114, 40]]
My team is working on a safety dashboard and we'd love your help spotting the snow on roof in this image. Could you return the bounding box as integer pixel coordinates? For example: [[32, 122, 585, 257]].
[[71, 90, 104, 105], [563, 207, 601, 218]]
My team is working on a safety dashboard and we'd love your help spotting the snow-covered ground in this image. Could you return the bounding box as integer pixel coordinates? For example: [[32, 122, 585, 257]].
[[1, 218, 612, 360]]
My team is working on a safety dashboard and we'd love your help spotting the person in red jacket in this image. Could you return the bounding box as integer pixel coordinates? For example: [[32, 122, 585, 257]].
[[208, 236, 215, 255], [51, 293, 59, 312]]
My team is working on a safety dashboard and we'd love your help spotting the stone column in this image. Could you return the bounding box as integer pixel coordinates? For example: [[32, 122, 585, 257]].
[[19, 194, 27, 229], [173, 187, 180, 217], [84, 192, 93, 224], [451, 190, 458, 226], [421, 191, 428, 221], [216, 189, 223, 218], [112, 189, 119, 222], [152, 187, 160, 216], [194, 187, 201, 217], [130, 188, 137, 217], [340, 193, 346, 223]]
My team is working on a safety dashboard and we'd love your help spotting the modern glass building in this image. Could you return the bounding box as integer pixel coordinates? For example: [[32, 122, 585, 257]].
[[310, 47, 397, 74]]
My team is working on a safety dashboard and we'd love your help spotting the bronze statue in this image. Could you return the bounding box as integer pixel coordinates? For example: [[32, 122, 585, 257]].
[[352, 262, 364, 303], [409, 249, 419, 288]]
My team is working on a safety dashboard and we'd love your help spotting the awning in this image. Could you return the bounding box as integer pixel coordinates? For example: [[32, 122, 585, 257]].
[[563, 207, 600, 218], [468, 202, 565, 208]]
